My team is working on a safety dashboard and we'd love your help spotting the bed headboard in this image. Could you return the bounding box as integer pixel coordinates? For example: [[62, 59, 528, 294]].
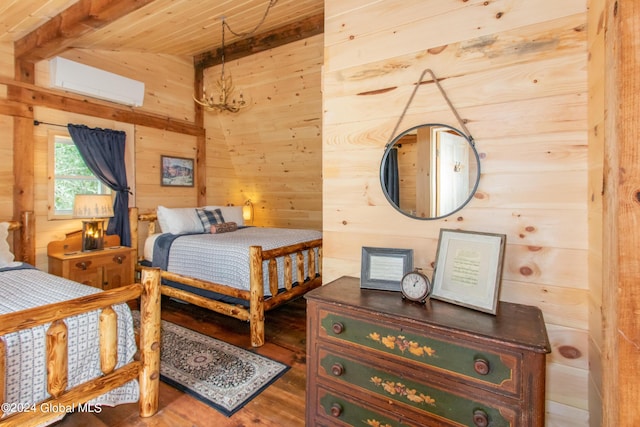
[[2, 211, 35, 264]]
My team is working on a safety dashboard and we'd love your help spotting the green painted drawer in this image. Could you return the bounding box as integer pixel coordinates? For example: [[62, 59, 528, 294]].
[[317, 349, 518, 426], [318, 309, 519, 396], [317, 386, 419, 427]]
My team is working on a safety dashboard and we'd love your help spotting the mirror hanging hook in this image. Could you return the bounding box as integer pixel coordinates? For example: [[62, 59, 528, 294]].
[[385, 68, 474, 150]]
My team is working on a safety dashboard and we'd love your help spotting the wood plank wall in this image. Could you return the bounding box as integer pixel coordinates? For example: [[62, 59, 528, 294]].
[[0, 33, 323, 261], [587, 0, 605, 425], [0, 42, 15, 217], [323, 0, 590, 424], [30, 51, 196, 267], [204, 35, 323, 230]]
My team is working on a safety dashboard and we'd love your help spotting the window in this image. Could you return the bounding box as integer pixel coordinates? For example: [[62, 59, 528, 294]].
[[50, 134, 110, 218]]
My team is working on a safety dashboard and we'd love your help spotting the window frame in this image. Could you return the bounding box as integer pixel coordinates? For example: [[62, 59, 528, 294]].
[[48, 131, 110, 220]]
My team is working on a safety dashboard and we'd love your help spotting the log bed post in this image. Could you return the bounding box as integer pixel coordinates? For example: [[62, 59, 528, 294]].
[[0, 339, 4, 419], [129, 207, 139, 261], [19, 211, 34, 265], [249, 246, 265, 347], [138, 267, 161, 417]]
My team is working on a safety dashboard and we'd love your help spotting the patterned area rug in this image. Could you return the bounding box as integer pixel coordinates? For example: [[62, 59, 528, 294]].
[[132, 312, 289, 416]]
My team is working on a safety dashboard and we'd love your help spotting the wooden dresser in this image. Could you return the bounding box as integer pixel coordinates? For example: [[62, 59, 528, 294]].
[[48, 232, 134, 290], [305, 276, 550, 427]]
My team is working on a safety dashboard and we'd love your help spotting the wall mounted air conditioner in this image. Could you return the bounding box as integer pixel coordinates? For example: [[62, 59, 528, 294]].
[[50, 57, 145, 107]]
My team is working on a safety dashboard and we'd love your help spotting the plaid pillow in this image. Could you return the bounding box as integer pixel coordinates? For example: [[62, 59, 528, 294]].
[[196, 208, 225, 232]]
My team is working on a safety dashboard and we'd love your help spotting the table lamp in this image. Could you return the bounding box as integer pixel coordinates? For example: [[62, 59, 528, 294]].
[[73, 194, 114, 251], [243, 199, 254, 224]]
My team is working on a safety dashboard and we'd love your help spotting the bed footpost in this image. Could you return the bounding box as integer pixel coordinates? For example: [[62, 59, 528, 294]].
[[249, 246, 265, 347], [129, 207, 139, 261], [20, 210, 35, 265], [138, 267, 161, 417]]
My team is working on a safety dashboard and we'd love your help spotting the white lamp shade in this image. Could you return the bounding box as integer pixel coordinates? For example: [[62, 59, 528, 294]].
[[242, 200, 253, 222], [73, 194, 114, 218]]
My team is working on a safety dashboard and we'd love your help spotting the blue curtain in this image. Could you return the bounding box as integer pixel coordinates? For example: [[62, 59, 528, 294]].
[[67, 124, 131, 247], [383, 148, 400, 205]]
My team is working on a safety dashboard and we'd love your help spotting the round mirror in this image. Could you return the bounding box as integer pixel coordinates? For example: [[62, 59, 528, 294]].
[[380, 123, 480, 220]]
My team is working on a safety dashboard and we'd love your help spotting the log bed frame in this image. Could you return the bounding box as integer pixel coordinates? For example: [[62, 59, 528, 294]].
[[129, 207, 323, 347], [0, 212, 161, 427]]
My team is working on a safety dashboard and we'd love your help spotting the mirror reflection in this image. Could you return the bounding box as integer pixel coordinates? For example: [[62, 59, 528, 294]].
[[380, 123, 480, 220]]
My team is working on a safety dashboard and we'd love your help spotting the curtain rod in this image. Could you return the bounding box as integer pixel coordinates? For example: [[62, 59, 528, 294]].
[[33, 120, 67, 128]]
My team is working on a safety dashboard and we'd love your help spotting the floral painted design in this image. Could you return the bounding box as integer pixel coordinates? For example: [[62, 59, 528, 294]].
[[365, 419, 394, 427], [371, 376, 436, 406], [368, 332, 436, 358]]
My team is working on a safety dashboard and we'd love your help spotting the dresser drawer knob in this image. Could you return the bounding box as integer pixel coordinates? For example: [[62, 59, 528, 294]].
[[330, 403, 343, 417], [75, 261, 90, 270], [473, 358, 490, 375], [331, 322, 344, 334], [331, 363, 344, 376], [113, 255, 124, 264], [472, 409, 489, 427]]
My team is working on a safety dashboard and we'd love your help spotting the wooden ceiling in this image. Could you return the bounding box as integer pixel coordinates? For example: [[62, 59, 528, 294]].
[[0, 0, 323, 62]]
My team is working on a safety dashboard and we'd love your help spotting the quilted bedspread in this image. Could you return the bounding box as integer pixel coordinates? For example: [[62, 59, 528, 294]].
[[152, 227, 322, 296], [0, 265, 139, 420]]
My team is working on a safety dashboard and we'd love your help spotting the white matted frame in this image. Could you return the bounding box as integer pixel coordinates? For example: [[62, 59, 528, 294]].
[[361, 247, 413, 292], [432, 229, 506, 314]]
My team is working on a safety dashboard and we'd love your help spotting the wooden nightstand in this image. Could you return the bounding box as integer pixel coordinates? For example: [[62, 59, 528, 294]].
[[48, 231, 135, 290]]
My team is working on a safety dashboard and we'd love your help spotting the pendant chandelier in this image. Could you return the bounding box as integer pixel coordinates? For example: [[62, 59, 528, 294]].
[[193, 18, 246, 113], [193, 0, 278, 113]]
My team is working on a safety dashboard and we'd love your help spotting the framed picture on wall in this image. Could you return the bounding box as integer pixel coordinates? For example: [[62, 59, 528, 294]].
[[360, 246, 413, 292], [161, 155, 194, 187], [431, 229, 506, 315]]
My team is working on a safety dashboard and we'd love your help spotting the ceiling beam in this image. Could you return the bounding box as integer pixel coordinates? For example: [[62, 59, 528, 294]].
[[0, 76, 203, 136], [194, 12, 324, 71], [14, 0, 157, 62]]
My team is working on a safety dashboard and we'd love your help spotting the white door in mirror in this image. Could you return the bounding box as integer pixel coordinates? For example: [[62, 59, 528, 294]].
[[401, 269, 432, 303]]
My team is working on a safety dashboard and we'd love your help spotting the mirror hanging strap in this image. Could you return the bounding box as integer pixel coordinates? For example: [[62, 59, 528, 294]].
[[386, 68, 474, 149]]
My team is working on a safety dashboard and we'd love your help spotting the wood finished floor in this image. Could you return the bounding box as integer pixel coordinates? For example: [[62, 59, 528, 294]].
[[53, 296, 308, 427]]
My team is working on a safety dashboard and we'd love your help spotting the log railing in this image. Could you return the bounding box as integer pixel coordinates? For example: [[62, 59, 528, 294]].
[[249, 239, 323, 346], [0, 268, 161, 427]]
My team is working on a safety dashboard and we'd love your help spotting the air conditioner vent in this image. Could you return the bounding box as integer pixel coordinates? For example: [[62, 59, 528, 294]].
[[50, 57, 145, 107]]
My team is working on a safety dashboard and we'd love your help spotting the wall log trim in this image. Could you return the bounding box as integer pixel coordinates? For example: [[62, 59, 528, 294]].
[[0, 76, 203, 136], [194, 12, 324, 71], [0, 99, 32, 117], [602, 0, 640, 424], [14, 0, 158, 62]]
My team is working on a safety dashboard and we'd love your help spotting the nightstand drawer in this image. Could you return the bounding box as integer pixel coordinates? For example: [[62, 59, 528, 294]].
[[316, 348, 518, 426], [48, 235, 134, 291], [68, 252, 130, 268], [318, 308, 519, 397]]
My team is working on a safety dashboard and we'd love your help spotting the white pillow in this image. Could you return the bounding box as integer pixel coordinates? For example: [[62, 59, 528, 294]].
[[203, 205, 244, 226], [0, 222, 16, 267], [156, 206, 204, 234]]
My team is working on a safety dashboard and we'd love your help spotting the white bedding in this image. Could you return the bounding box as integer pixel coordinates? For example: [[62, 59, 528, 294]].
[[0, 265, 139, 420], [148, 227, 322, 296]]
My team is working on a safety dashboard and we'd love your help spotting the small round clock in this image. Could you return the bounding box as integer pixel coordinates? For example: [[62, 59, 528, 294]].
[[401, 268, 432, 303]]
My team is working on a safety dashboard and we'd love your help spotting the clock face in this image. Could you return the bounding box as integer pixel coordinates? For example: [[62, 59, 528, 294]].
[[401, 271, 431, 302]]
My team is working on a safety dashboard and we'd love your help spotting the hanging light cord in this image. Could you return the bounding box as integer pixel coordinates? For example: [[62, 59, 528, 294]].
[[223, 0, 278, 38], [219, 0, 278, 80], [196, 0, 278, 112]]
